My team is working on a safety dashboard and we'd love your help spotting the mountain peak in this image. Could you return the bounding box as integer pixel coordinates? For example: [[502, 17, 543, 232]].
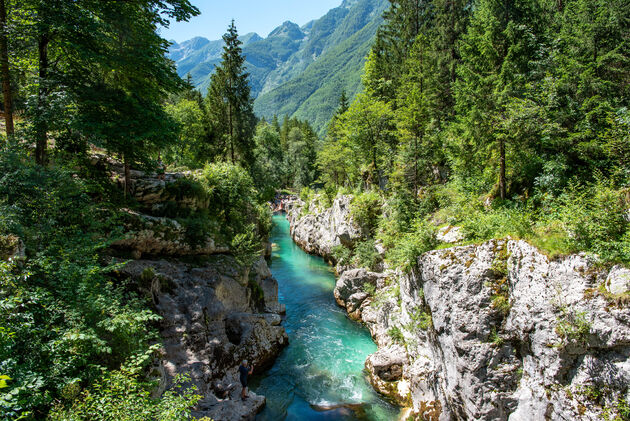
[[241, 32, 262, 45], [268, 21, 304, 40], [341, 0, 361, 8]]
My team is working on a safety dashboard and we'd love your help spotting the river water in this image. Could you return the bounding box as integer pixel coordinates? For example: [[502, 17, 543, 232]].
[[251, 214, 400, 420]]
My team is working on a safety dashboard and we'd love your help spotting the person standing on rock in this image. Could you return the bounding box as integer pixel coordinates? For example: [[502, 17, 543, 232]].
[[239, 360, 253, 400]]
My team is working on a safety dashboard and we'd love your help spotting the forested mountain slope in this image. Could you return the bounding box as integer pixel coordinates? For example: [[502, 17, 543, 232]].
[[168, 0, 388, 134]]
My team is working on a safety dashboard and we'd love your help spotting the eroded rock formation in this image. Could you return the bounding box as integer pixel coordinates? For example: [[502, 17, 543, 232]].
[[121, 256, 287, 420], [285, 195, 361, 262], [289, 196, 630, 421], [106, 159, 287, 420]]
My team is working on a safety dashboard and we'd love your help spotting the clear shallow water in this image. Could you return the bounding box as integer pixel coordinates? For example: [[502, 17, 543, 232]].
[[251, 215, 400, 421]]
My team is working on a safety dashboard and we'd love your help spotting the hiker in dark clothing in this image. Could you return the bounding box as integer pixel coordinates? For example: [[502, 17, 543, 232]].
[[239, 360, 254, 400]]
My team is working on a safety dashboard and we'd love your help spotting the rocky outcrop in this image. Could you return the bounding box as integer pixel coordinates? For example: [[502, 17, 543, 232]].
[[288, 196, 630, 421], [334, 239, 630, 421], [90, 153, 208, 211], [113, 210, 228, 258], [100, 157, 287, 421], [0, 234, 25, 261], [285, 195, 361, 261], [122, 255, 287, 421]]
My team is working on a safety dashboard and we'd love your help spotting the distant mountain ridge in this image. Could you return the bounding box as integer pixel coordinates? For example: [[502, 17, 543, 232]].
[[167, 0, 388, 135]]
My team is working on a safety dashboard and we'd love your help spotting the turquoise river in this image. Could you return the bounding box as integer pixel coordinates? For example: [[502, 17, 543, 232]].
[[251, 214, 400, 420]]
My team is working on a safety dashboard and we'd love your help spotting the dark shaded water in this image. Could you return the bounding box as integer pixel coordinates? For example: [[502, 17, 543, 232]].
[[251, 215, 400, 420]]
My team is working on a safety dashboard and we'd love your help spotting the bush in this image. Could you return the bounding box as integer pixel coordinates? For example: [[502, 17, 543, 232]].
[[382, 219, 438, 272], [544, 180, 629, 263], [461, 202, 534, 241], [49, 372, 201, 421], [198, 162, 258, 239], [0, 149, 162, 418], [387, 326, 404, 344], [353, 240, 380, 270], [331, 244, 352, 265], [350, 191, 382, 236]]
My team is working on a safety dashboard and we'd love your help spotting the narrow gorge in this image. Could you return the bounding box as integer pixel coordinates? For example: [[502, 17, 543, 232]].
[[282, 194, 630, 421]]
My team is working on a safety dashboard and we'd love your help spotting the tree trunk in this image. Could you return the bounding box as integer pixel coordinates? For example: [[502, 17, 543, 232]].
[[414, 134, 419, 201], [124, 157, 131, 198], [0, 0, 14, 138], [35, 35, 49, 165], [228, 102, 234, 163], [499, 136, 506, 200]]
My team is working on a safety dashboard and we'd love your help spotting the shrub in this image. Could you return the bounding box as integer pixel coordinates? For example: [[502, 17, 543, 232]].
[[49, 372, 201, 421], [556, 309, 591, 346], [331, 244, 352, 265], [353, 240, 380, 270], [383, 219, 438, 272], [388, 326, 404, 344], [0, 149, 162, 418], [198, 162, 257, 238], [350, 191, 382, 235], [546, 180, 629, 263], [231, 228, 263, 267]]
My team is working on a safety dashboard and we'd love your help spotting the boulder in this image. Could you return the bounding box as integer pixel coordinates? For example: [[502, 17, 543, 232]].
[[285, 195, 361, 262]]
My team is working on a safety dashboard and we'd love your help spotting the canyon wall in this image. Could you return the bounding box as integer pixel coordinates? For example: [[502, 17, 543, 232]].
[[287, 195, 630, 421]]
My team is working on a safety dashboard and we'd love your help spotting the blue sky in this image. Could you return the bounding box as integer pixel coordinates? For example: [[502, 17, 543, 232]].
[[160, 0, 344, 43]]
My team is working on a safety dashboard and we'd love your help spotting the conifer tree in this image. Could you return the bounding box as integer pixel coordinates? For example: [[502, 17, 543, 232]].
[[206, 20, 256, 168], [454, 0, 545, 199]]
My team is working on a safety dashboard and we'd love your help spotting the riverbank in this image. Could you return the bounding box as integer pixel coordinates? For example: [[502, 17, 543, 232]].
[[285, 194, 630, 421], [252, 214, 400, 420]]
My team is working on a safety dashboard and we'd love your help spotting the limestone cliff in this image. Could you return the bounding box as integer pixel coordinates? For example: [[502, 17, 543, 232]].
[[289, 196, 630, 421], [285, 195, 361, 263], [107, 161, 288, 421]]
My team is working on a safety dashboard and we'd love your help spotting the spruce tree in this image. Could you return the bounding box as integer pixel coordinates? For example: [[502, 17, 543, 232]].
[[206, 20, 256, 168]]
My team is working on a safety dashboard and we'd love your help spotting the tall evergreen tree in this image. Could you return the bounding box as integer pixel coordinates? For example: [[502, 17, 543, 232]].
[[453, 0, 546, 198], [206, 20, 256, 168], [0, 0, 13, 138]]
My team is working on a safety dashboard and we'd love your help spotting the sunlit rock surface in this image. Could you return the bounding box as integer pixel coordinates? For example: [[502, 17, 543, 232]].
[[291, 196, 630, 421]]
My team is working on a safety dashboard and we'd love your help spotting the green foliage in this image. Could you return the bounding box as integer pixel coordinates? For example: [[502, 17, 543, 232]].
[[49, 372, 202, 421], [0, 149, 163, 419], [198, 162, 258, 238], [409, 307, 433, 331], [350, 191, 383, 235], [363, 282, 376, 296], [331, 245, 352, 266], [252, 122, 285, 200], [539, 180, 630, 263], [206, 21, 256, 168], [164, 98, 210, 168], [231, 229, 263, 267], [491, 295, 511, 318], [387, 326, 405, 344], [556, 310, 592, 346], [380, 219, 438, 272], [353, 240, 380, 271], [489, 328, 504, 347]]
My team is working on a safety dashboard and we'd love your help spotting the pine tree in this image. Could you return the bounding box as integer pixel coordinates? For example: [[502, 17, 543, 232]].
[[206, 20, 256, 168], [454, 0, 545, 199], [0, 0, 13, 138]]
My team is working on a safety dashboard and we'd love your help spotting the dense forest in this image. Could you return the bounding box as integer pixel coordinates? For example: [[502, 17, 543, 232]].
[[315, 0, 630, 272], [0, 0, 628, 419]]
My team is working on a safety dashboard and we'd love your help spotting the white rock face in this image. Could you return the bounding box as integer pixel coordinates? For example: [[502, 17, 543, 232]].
[[436, 225, 464, 244], [336, 240, 630, 420], [112, 210, 229, 258], [285, 195, 361, 261], [289, 198, 630, 421]]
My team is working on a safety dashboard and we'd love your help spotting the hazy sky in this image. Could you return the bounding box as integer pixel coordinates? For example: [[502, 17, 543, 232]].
[[160, 0, 344, 43]]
